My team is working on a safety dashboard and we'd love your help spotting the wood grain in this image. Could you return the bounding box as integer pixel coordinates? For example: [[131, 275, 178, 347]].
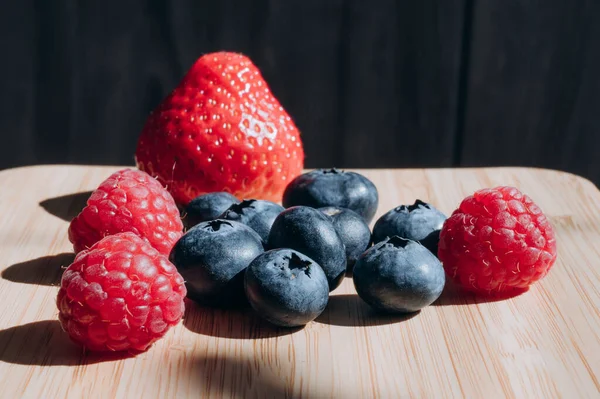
[[0, 165, 599, 398]]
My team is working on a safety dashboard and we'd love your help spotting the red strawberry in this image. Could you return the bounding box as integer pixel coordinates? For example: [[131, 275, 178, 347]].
[[135, 52, 304, 205]]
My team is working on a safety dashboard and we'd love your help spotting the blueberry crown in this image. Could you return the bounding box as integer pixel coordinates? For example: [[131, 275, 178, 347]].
[[204, 219, 233, 232], [320, 168, 343, 175], [385, 236, 411, 248], [285, 252, 312, 277], [396, 199, 430, 213], [226, 199, 256, 215]]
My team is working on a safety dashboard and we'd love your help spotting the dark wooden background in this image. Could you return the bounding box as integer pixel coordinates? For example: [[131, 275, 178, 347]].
[[2, 1, 599, 183]]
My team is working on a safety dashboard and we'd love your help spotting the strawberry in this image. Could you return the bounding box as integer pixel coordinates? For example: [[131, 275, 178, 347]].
[[135, 52, 304, 205]]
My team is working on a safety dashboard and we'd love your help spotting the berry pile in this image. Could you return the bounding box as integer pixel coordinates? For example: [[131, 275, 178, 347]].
[[174, 168, 381, 326], [61, 170, 187, 352], [53, 51, 558, 353], [173, 169, 557, 328]]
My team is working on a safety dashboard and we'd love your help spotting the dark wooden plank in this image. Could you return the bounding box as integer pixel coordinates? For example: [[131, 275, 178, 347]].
[[0, 1, 36, 168], [0, 1, 346, 168], [0, 1, 462, 171], [339, 0, 466, 168], [32, 0, 76, 165], [8, 0, 599, 184], [461, 0, 600, 184], [67, 1, 182, 166], [255, 0, 347, 168]]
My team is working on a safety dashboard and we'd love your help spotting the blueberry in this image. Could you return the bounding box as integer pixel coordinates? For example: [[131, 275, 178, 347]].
[[244, 249, 329, 327], [268, 206, 346, 291], [353, 236, 445, 313], [372, 200, 447, 254], [282, 168, 379, 223], [169, 219, 264, 306], [218, 199, 284, 244], [319, 206, 371, 272], [185, 192, 239, 228], [419, 229, 442, 256]]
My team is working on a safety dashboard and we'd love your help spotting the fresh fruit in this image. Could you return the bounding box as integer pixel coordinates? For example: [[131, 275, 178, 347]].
[[372, 200, 447, 252], [419, 230, 442, 256], [245, 249, 329, 327], [219, 199, 284, 244], [438, 186, 557, 294], [135, 52, 304, 205], [56, 232, 186, 352], [282, 169, 379, 223], [68, 169, 183, 255], [353, 236, 445, 313], [320, 206, 371, 271], [169, 219, 264, 306], [184, 192, 240, 228], [268, 206, 346, 291]]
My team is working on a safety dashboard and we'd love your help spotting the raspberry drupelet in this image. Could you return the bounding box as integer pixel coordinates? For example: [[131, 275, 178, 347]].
[[438, 186, 557, 295], [57, 232, 187, 352]]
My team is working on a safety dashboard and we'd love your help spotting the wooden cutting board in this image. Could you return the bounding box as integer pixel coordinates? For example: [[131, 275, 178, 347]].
[[0, 165, 599, 399]]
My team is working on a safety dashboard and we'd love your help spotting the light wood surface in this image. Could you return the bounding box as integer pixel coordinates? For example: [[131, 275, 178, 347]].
[[0, 165, 599, 399]]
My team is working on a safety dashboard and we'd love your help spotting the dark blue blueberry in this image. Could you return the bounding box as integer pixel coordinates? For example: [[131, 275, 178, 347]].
[[169, 219, 264, 306], [218, 199, 285, 244], [353, 236, 445, 313], [419, 229, 441, 256], [268, 206, 346, 291], [244, 249, 329, 327], [319, 206, 371, 272], [184, 192, 239, 228], [372, 200, 447, 254], [282, 168, 379, 223]]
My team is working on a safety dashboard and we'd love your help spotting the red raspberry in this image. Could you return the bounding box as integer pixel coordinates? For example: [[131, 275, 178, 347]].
[[68, 169, 183, 255], [438, 186, 557, 295], [57, 232, 187, 352]]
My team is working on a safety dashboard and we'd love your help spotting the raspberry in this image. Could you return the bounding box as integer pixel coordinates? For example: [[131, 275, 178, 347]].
[[438, 186, 557, 294], [57, 232, 187, 352], [68, 169, 183, 255]]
